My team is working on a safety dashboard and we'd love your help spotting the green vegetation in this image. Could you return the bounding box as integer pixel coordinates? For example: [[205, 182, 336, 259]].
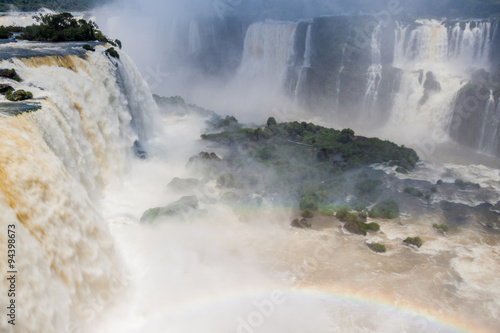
[[433, 223, 449, 233], [194, 117, 415, 215], [404, 237, 423, 248], [202, 119, 418, 171], [319, 206, 335, 216], [291, 218, 312, 229], [367, 243, 386, 253], [369, 200, 399, 219], [18, 12, 107, 42], [140, 196, 199, 223], [0, 25, 11, 39], [105, 47, 119, 59], [82, 44, 95, 52], [301, 209, 314, 218], [0, 69, 21, 82], [5, 89, 33, 101], [0, 0, 104, 12], [336, 208, 380, 236], [299, 196, 319, 211]]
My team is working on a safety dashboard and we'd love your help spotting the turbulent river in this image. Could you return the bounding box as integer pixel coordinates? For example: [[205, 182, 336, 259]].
[[0, 13, 499, 333]]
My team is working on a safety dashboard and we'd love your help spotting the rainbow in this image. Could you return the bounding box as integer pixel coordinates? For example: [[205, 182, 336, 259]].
[[151, 285, 493, 333]]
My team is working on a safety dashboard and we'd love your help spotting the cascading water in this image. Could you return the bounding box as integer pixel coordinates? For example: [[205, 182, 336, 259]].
[[294, 24, 312, 103], [448, 21, 492, 70], [381, 19, 495, 151], [362, 23, 383, 114], [335, 45, 345, 110], [188, 20, 201, 55], [0, 46, 159, 333], [479, 91, 500, 154], [236, 22, 297, 87]]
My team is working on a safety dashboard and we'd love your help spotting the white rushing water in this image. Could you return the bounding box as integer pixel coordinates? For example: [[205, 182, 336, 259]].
[[0, 45, 158, 333], [0, 19, 499, 333], [369, 19, 496, 154], [363, 22, 383, 114]]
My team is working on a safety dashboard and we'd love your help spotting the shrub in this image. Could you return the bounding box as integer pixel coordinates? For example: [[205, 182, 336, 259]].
[[368, 243, 386, 253], [115, 39, 122, 49], [338, 128, 355, 144], [335, 206, 350, 221], [301, 209, 314, 218], [433, 223, 449, 233], [365, 222, 380, 232], [299, 196, 319, 211], [5, 89, 14, 101], [82, 44, 95, 51], [437, 179, 443, 185], [291, 218, 312, 229], [266, 117, 277, 127], [404, 236, 423, 248], [105, 47, 120, 59], [319, 207, 334, 216], [0, 69, 21, 82], [369, 200, 399, 219]]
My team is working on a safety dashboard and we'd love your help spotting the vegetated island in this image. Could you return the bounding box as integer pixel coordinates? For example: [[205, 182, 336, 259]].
[[143, 98, 419, 229]]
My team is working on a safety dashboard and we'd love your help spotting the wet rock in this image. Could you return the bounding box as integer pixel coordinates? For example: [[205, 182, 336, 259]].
[[291, 218, 312, 229], [140, 196, 199, 223]]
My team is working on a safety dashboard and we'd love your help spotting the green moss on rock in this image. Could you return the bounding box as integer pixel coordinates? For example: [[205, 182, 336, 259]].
[[404, 236, 423, 248]]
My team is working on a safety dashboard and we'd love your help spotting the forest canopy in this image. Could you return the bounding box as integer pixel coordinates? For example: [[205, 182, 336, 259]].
[[0, 0, 105, 12]]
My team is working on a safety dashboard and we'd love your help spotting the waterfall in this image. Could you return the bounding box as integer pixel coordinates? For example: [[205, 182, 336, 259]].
[[448, 21, 492, 69], [394, 20, 449, 67], [294, 24, 312, 102], [335, 45, 346, 110], [363, 23, 383, 114], [303, 24, 313, 68], [0, 48, 158, 333], [188, 20, 201, 55], [236, 22, 297, 88], [478, 92, 500, 155]]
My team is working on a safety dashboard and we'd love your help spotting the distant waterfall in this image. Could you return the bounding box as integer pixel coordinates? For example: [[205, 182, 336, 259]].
[[479, 91, 500, 154], [448, 21, 492, 69], [363, 23, 383, 114], [0, 49, 158, 333], [188, 20, 202, 55], [236, 22, 297, 87], [294, 24, 312, 102]]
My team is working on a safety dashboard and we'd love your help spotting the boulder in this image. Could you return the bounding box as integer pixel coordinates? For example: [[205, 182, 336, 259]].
[[140, 196, 199, 223], [291, 218, 312, 229]]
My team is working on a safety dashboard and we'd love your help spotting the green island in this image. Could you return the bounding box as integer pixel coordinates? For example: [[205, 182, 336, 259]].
[[144, 97, 421, 238], [0, 12, 121, 45]]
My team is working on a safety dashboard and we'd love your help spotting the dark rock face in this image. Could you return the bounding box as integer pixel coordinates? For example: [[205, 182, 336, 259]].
[[419, 71, 441, 106], [448, 68, 500, 155], [0, 84, 13, 93], [168, 17, 247, 78]]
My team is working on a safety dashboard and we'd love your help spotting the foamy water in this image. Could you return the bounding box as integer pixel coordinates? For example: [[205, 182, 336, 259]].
[[94, 113, 500, 333]]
